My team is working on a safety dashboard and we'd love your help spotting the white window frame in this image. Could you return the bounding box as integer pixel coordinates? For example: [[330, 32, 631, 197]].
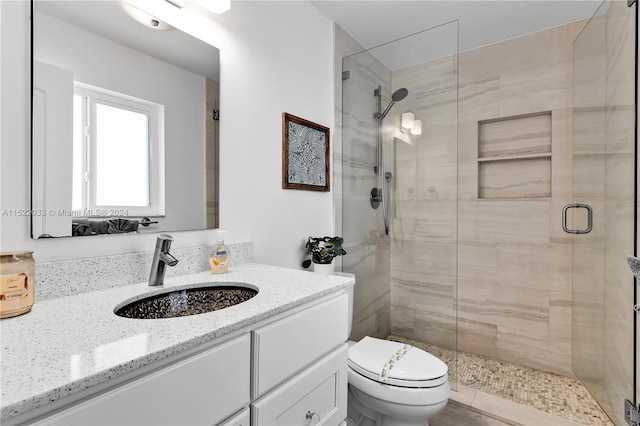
[[74, 83, 165, 218]]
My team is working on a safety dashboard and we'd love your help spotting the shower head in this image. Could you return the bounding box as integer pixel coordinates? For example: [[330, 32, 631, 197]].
[[378, 87, 409, 119], [392, 88, 408, 102]]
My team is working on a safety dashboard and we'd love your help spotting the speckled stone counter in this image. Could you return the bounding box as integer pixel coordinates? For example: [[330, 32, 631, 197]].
[[0, 263, 354, 422], [35, 242, 254, 301]]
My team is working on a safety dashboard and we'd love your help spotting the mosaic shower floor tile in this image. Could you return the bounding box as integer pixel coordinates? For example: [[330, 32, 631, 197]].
[[387, 335, 612, 426]]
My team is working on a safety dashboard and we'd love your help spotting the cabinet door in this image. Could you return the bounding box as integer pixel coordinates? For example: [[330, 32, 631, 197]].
[[39, 335, 251, 426], [252, 344, 347, 426], [253, 293, 348, 396]]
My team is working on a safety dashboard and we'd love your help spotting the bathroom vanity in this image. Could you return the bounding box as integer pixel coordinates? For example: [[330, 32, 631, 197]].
[[0, 264, 354, 425]]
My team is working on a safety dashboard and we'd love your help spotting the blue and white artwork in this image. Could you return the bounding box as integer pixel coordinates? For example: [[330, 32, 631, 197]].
[[287, 121, 326, 186]]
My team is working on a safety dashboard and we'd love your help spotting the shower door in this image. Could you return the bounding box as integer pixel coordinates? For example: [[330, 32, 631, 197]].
[[571, 1, 637, 424], [341, 48, 393, 343], [340, 21, 459, 386]]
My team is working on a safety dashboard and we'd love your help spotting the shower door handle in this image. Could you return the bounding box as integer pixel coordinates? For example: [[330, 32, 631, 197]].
[[562, 204, 593, 234]]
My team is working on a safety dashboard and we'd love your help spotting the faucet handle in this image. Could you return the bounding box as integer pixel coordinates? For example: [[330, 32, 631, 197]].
[[156, 234, 173, 251]]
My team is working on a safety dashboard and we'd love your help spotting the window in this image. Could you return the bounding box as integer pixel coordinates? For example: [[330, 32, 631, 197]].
[[73, 84, 164, 217]]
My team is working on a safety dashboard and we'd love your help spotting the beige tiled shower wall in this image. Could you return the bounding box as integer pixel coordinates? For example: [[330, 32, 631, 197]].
[[333, 23, 364, 275], [336, 24, 392, 341], [391, 19, 589, 377], [390, 53, 459, 351]]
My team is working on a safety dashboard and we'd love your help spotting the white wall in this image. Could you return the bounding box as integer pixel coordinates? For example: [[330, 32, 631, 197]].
[[215, 1, 334, 268], [0, 1, 334, 269], [32, 60, 74, 237]]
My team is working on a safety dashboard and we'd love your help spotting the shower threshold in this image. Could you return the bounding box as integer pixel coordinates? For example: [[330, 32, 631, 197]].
[[387, 335, 612, 426]]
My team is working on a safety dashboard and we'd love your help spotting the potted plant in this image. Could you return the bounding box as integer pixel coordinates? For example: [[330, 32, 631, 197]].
[[302, 236, 347, 274]]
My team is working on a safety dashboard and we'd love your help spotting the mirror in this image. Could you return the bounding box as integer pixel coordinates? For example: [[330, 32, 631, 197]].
[[31, 0, 220, 238]]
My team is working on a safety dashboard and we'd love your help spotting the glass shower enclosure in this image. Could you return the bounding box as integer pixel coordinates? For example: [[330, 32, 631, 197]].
[[341, 21, 459, 385], [341, 2, 637, 423], [571, 1, 637, 424]]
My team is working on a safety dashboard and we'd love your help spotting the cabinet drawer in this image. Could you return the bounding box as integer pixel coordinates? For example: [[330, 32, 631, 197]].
[[253, 293, 348, 396], [252, 344, 347, 426], [40, 335, 251, 426]]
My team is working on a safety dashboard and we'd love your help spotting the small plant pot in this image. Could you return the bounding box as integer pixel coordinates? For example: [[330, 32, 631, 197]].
[[313, 262, 333, 276]]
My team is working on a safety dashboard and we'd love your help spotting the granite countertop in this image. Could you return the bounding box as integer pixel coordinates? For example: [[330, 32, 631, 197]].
[[0, 263, 355, 422]]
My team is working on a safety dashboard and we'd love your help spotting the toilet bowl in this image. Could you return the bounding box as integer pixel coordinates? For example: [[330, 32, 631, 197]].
[[347, 337, 450, 426]]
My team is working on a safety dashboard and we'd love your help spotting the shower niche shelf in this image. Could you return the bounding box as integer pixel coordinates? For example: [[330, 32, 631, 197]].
[[477, 111, 552, 200]]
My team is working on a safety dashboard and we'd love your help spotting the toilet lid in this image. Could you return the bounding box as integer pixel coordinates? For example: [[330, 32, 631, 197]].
[[348, 337, 448, 388]]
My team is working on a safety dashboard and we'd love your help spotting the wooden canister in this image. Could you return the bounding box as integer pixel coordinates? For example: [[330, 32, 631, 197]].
[[0, 251, 35, 318]]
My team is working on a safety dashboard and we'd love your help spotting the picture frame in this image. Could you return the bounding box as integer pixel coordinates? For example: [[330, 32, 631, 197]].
[[282, 113, 330, 192]]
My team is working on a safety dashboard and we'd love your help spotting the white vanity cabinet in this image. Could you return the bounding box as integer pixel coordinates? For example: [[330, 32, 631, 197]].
[[219, 408, 251, 426], [251, 293, 349, 425], [252, 345, 347, 426], [252, 293, 349, 397], [35, 335, 252, 426], [17, 291, 350, 426]]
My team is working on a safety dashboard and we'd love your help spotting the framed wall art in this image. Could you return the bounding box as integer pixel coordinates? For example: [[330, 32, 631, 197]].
[[282, 113, 330, 192]]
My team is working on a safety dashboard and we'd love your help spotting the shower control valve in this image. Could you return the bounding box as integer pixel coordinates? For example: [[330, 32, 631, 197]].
[[370, 187, 382, 209]]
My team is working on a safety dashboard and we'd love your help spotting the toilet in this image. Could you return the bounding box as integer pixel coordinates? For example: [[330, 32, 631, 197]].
[[346, 337, 450, 426], [344, 287, 450, 426]]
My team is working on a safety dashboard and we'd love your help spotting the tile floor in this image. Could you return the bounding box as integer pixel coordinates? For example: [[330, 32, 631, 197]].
[[431, 400, 515, 426], [387, 335, 613, 426]]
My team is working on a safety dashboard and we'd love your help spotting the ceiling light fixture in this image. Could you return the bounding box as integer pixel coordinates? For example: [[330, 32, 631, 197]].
[[122, 2, 175, 30]]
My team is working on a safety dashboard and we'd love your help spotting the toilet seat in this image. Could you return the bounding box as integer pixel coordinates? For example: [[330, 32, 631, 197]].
[[348, 337, 448, 388]]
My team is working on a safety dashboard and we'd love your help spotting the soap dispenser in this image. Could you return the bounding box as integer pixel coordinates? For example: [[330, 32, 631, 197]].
[[209, 231, 230, 274]]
